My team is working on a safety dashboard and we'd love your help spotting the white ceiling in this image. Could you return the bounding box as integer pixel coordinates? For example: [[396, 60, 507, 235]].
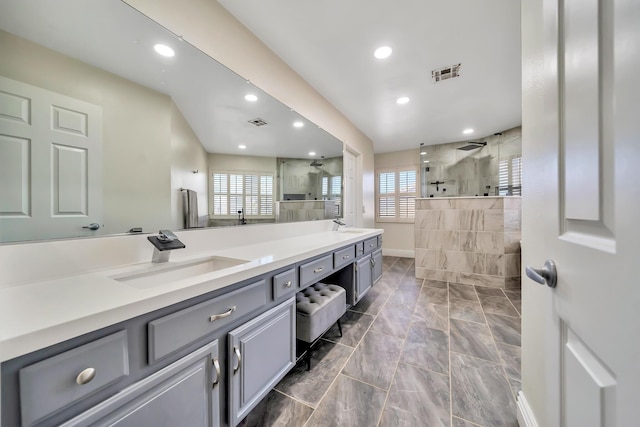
[[218, 0, 522, 153], [0, 0, 343, 159]]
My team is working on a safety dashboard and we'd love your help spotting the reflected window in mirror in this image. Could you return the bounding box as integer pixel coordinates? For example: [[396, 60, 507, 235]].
[[210, 171, 275, 226]]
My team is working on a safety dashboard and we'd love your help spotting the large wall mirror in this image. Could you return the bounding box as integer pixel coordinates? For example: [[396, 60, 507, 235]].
[[0, 0, 344, 244]]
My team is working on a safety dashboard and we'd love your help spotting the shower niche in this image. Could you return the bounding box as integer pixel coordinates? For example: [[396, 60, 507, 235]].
[[419, 126, 522, 198]]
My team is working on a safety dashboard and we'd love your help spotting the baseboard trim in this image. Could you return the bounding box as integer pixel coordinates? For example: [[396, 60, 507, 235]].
[[517, 391, 539, 427], [381, 249, 414, 258]]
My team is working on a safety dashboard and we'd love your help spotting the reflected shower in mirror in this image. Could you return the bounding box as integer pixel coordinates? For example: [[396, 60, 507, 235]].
[[0, 0, 343, 244]]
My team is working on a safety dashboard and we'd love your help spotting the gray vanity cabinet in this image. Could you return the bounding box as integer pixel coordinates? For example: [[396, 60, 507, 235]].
[[62, 340, 220, 427], [372, 248, 383, 284], [227, 298, 296, 426], [355, 254, 373, 303]]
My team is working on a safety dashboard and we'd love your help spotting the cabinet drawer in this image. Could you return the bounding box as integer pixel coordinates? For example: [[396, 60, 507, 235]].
[[148, 280, 266, 363], [334, 246, 355, 270], [364, 237, 379, 254], [299, 254, 333, 288], [355, 242, 365, 257], [273, 268, 297, 300], [19, 330, 129, 427]]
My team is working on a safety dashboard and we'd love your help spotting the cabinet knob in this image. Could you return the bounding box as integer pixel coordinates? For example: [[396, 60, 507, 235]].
[[76, 367, 96, 385], [313, 267, 324, 273], [285, 281, 292, 288], [342, 255, 350, 260]]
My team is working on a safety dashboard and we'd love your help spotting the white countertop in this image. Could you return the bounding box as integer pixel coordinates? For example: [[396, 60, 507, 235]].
[[0, 227, 381, 362]]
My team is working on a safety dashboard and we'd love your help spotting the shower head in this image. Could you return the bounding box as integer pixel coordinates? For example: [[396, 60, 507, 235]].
[[457, 141, 487, 151]]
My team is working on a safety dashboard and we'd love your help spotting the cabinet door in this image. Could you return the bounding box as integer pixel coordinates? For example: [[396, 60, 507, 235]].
[[355, 254, 372, 304], [372, 248, 383, 284], [228, 298, 296, 426], [61, 341, 220, 427]]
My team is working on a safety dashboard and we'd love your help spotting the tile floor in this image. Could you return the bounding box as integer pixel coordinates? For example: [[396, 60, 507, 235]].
[[239, 256, 521, 427]]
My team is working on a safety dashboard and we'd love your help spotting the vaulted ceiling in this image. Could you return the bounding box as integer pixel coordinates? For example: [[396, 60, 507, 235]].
[[218, 0, 522, 153]]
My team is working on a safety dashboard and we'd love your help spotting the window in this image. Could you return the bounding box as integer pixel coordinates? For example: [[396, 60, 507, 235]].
[[376, 166, 418, 222], [321, 175, 342, 217], [498, 156, 522, 196], [211, 171, 274, 217]]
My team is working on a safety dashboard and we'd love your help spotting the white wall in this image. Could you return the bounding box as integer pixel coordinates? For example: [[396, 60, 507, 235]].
[[374, 148, 419, 257], [170, 101, 209, 229], [124, 0, 375, 228], [521, 0, 548, 423]]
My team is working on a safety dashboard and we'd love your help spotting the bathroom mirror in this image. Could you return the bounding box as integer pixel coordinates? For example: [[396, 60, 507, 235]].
[[0, 0, 343, 244]]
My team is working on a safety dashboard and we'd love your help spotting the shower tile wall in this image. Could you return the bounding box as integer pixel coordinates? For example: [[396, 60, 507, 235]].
[[423, 127, 521, 197], [415, 197, 521, 289]]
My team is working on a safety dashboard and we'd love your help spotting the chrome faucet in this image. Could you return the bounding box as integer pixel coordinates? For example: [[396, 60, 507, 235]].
[[147, 230, 186, 263], [332, 218, 346, 231]]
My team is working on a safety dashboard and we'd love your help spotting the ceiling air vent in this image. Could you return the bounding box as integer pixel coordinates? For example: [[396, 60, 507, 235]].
[[248, 118, 268, 126], [432, 63, 461, 83]]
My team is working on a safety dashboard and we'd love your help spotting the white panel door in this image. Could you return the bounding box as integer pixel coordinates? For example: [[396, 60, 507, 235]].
[[0, 76, 102, 242], [343, 147, 357, 226], [525, 0, 639, 425]]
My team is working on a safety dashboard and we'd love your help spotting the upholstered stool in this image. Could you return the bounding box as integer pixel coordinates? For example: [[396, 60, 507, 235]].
[[296, 283, 346, 370]]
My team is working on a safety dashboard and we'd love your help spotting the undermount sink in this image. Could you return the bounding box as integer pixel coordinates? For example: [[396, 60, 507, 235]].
[[111, 256, 249, 289], [337, 229, 367, 234]]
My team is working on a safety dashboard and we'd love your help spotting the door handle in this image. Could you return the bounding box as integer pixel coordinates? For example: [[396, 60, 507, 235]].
[[82, 223, 100, 230], [526, 259, 557, 288]]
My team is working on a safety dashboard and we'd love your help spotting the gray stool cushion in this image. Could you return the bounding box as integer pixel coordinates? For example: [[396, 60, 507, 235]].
[[296, 283, 346, 343]]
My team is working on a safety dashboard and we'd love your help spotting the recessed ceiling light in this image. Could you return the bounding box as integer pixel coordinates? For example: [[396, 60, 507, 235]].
[[420, 151, 427, 155], [153, 44, 175, 57], [309, 151, 316, 156], [463, 128, 474, 134], [238, 145, 246, 150], [374, 46, 392, 59], [244, 94, 258, 102], [396, 97, 410, 105], [293, 121, 304, 128]]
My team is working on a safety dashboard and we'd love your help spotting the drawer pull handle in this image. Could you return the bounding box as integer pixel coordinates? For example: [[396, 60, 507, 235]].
[[209, 306, 236, 322], [233, 346, 241, 374], [285, 280, 292, 288], [76, 368, 96, 385], [212, 358, 220, 386], [342, 255, 350, 259], [314, 267, 324, 273], [370, 243, 375, 247]]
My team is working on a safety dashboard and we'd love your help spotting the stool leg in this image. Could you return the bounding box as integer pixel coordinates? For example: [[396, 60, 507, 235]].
[[306, 342, 311, 371], [337, 319, 343, 337]]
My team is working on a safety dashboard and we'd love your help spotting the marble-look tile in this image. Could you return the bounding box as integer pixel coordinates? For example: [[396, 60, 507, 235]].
[[474, 285, 505, 296], [423, 279, 448, 289], [503, 290, 522, 315], [415, 248, 442, 270], [504, 232, 522, 254], [275, 339, 352, 407], [419, 286, 449, 306], [485, 313, 521, 346], [485, 254, 505, 276], [441, 251, 486, 274], [449, 283, 478, 301], [478, 294, 520, 317], [508, 377, 522, 399], [238, 389, 313, 427], [505, 276, 522, 290], [443, 209, 460, 230], [459, 209, 485, 231], [395, 257, 414, 271], [324, 310, 375, 348], [483, 210, 505, 232], [459, 231, 504, 254], [369, 302, 413, 339], [342, 330, 403, 390], [417, 268, 458, 283], [504, 254, 521, 277], [504, 196, 521, 210], [349, 285, 392, 316], [452, 416, 484, 427], [415, 209, 441, 230], [496, 342, 521, 381], [397, 276, 423, 290], [455, 197, 503, 210], [413, 301, 449, 331], [401, 320, 450, 375], [504, 209, 521, 232], [386, 285, 421, 311], [382, 256, 399, 271], [305, 374, 387, 427], [379, 363, 450, 427], [415, 229, 459, 251], [450, 319, 500, 362], [457, 272, 505, 288], [449, 299, 485, 323], [451, 353, 518, 427], [416, 198, 456, 210], [387, 262, 409, 277]]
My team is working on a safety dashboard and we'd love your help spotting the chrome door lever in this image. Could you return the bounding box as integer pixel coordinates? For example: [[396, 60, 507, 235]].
[[526, 259, 557, 288]]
